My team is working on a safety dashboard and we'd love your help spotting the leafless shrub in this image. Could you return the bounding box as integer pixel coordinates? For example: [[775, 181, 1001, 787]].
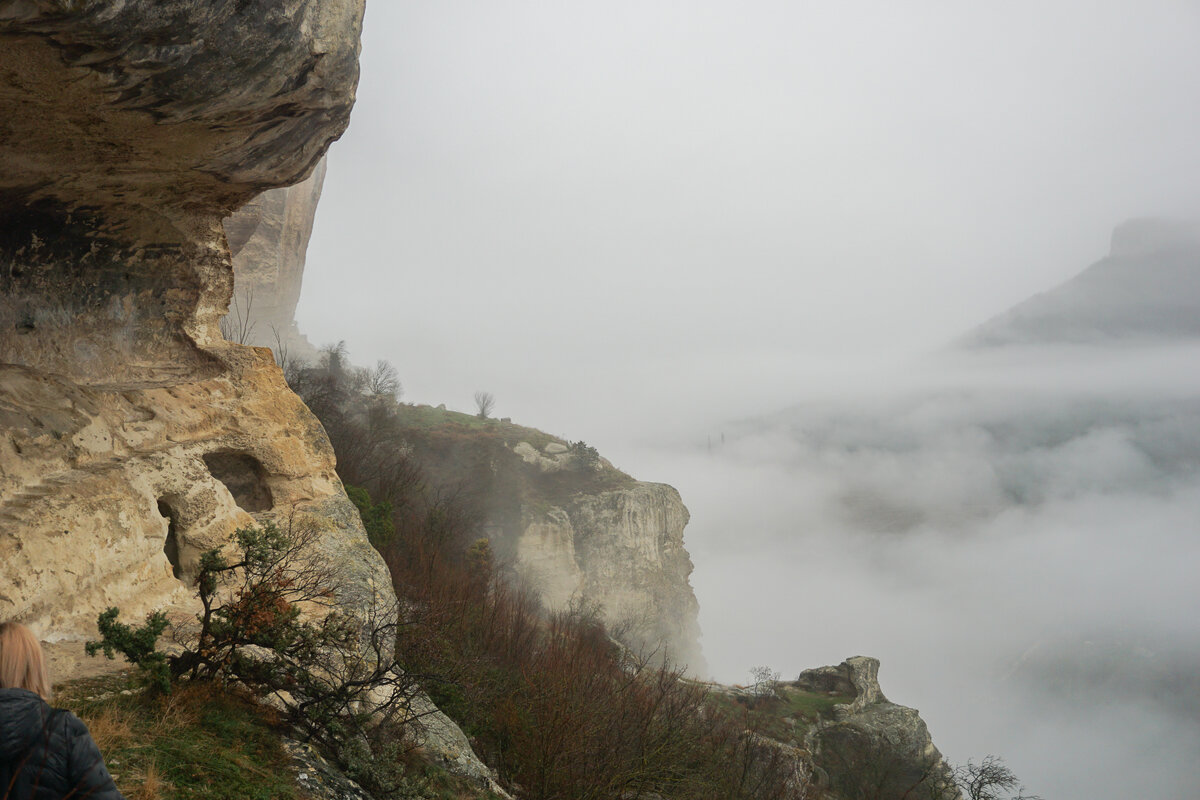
[[474, 391, 495, 419], [219, 288, 256, 344]]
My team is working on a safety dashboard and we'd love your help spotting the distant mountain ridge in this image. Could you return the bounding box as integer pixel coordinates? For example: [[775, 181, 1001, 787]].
[[959, 217, 1200, 347]]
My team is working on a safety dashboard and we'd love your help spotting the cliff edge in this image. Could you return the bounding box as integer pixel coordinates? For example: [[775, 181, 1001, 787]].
[[709, 656, 960, 800]]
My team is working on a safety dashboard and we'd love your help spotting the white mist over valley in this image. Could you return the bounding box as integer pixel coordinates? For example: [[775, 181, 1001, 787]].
[[627, 339, 1200, 800]]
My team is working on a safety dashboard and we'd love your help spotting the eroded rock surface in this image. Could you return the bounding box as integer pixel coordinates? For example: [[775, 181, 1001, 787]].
[[0, 1, 388, 667], [224, 158, 327, 359], [800, 657, 960, 800], [375, 409, 706, 674], [517, 480, 704, 671], [0, 1, 362, 218]]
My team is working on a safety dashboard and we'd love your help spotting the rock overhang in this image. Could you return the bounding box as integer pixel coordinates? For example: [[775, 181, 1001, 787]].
[[0, 0, 365, 221]]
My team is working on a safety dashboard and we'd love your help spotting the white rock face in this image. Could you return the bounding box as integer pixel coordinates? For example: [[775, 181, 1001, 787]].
[[224, 158, 327, 359], [514, 482, 705, 672], [514, 507, 583, 609], [0, 349, 391, 652]]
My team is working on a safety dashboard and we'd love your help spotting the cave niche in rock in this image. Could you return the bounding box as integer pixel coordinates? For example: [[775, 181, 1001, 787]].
[[202, 451, 274, 512], [157, 498, 183, 580]]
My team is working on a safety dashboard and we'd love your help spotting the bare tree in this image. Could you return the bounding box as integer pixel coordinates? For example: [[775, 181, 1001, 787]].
[[474, 390, 495, 419], [366, 359, 402, 400], [956, 756, 1042, 800], [219, 288, 256, 344], [750, 665, 781, 699], [269, 323, 292, 371]]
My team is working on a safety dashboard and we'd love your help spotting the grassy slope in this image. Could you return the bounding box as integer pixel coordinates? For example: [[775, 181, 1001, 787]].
[[391, 405, 636, 514], [55, 673, 496, 800], [56, 674, 300, 800]]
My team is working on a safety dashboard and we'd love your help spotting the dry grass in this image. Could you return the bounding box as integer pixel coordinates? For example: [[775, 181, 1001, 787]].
[[79, 703, 135, 754], [128, 761, 168, 800], [60, 676, 301, 800], [152, 682, 205, 732]]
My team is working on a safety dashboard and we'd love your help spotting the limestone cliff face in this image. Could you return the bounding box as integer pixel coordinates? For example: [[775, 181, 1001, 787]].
[[516, 481, 703, 670], [0, 1, 390, 666], [224, 158, 326, 359], [382, 409, 706, 673]]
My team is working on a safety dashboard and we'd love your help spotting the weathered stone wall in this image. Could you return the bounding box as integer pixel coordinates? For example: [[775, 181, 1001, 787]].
[[515, 481, 704, 671], [0, 1, 390, 671]]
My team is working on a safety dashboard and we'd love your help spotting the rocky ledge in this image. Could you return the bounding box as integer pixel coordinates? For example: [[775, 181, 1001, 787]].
[[796, 657, 960, 800]]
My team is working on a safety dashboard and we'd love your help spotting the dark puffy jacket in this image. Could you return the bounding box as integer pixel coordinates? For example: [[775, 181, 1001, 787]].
[[0, 688, 124, 800]]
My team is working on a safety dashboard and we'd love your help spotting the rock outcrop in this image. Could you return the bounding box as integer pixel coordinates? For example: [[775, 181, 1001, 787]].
[[516, 481, 703, 670], [704, 655, 958, 800], [0, 1, 389, 670], [797, 657, 960, 800]]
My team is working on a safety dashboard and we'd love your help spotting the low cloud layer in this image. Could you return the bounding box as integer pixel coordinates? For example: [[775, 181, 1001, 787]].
[[632, 344, 1200, 800]]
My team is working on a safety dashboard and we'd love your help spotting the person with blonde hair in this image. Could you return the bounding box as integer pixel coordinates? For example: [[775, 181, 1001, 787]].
[[0, 621, 124, 799]]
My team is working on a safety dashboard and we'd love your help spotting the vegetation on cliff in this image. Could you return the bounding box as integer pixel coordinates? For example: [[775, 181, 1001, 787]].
[[84, 517, 437, 798], [286, 344, 806, 798]]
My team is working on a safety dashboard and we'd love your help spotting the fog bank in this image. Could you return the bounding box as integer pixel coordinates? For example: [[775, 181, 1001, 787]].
[[619, 345, 1200, 800]]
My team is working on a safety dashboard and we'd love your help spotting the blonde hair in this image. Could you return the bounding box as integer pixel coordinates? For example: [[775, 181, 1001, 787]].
[[0, 622, 52, 701]]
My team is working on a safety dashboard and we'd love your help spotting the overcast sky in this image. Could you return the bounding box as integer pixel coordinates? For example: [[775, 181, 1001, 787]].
[[299, 0, 1200, 440]]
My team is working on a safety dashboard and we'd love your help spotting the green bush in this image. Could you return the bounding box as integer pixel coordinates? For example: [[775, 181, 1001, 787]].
[[86, 608, 171, 693], [348, 484, 397, 548], [567, 440, 600, 470]]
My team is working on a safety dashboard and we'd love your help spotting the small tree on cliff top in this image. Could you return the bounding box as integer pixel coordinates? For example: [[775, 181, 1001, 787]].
[[474, 390, 495, 419]]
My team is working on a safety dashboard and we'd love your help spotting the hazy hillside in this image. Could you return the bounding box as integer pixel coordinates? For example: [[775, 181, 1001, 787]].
[[959, 218, 1200, 347]]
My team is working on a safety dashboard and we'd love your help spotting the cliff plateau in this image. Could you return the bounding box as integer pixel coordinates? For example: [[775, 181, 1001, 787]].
[[0, 0, 390, 671]]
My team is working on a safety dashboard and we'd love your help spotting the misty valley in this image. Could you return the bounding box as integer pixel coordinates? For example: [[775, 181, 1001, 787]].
[[663, 220, 1200, 800]]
